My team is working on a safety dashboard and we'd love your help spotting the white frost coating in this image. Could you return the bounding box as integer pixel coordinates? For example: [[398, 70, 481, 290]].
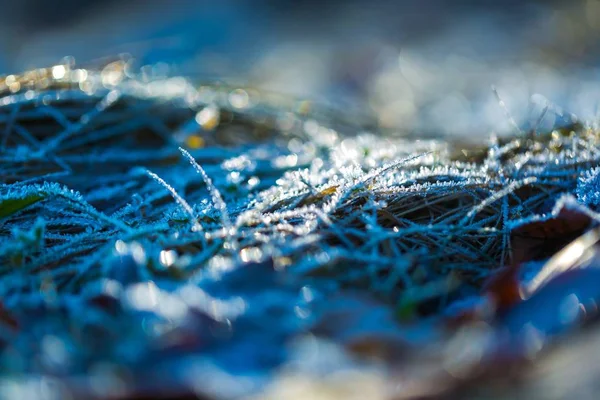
[[179, 147, 233, 233], [146, 169, 202, 232]]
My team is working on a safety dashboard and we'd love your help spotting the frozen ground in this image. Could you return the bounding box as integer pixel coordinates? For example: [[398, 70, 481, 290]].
[[3, 2, 600, 399], [1, 60, 600, 398]]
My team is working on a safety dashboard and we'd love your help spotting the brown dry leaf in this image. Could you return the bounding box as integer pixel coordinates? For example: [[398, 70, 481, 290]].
[[510, 207, 592, 266], [482, 266, 521, 310], [485, 205, 594, 310]]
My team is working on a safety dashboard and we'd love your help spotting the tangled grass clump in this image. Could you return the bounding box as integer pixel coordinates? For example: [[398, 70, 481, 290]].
[[1, 59, 600, 397]]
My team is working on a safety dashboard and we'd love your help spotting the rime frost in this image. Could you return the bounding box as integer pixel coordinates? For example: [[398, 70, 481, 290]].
[[1, 60, 600, 396], [577, 166, 600, 207]]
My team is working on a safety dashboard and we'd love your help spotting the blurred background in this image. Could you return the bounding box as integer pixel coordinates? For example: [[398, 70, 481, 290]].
[[0, 0, 599, 137]]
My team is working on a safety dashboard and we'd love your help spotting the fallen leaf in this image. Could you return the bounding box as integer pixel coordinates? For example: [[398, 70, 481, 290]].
[[0, 194, 44, 219], [510, 207, 591, 265]]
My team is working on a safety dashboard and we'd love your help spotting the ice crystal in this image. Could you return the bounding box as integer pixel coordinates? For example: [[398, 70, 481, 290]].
[[577, 166, 600, 207]]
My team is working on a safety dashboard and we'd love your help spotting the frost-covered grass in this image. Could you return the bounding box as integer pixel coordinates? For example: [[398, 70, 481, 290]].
[[1, 60, 600, 398]]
